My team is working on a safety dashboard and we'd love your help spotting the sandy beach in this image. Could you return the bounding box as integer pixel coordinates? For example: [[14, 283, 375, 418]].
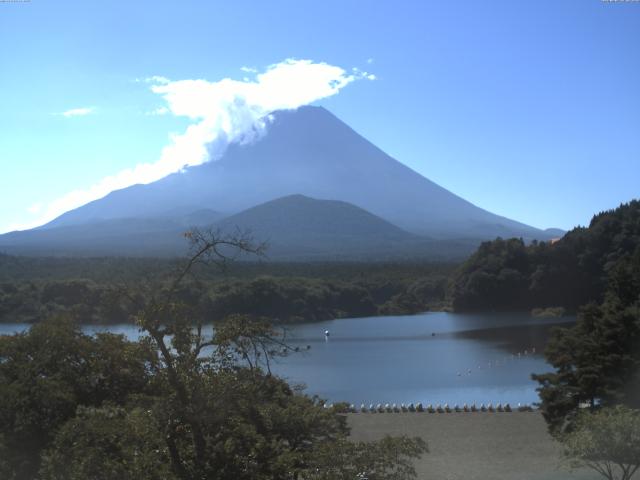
[[348, 411, 600, 480]]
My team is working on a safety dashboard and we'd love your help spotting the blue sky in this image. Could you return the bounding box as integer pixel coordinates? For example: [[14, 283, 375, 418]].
[[0, 0, 638, 233]]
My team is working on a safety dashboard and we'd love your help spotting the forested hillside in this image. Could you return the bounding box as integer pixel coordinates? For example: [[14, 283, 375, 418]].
[[0, 257, 453, 324], [448, 200, 640, 312]]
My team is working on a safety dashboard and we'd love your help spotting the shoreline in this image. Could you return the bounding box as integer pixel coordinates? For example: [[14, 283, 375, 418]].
[[0, 306, 575, 327]]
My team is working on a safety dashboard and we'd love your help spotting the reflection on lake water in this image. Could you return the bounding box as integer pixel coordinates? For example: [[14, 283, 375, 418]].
[[0, 312, 573, 406]]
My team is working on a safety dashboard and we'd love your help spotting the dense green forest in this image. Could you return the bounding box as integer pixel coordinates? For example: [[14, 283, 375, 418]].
[[0, 256, 454, 324], [448, 200, 640, 313], [533, 223, 640, 434]]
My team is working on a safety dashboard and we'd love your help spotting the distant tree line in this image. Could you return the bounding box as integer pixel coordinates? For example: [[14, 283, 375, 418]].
[[448, 200, 640, 313], [0, 261, 453, 325], [0, 254, 453, 284]]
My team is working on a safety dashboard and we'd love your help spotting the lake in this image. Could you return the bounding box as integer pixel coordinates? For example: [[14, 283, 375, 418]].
[[0, 312, 572, 406]]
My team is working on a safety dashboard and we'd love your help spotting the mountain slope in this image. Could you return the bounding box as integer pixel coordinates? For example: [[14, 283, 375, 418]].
[[0, 195, 478, 259], [0, 210, 223, 256], [218, 194, 411, 241], [215, 194, 421, 259], [38, 106, 554, 241]]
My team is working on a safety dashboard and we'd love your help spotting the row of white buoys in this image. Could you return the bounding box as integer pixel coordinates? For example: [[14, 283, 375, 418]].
[[348, 402, 536, 413], [292, 345, 313, 352], [456, 347, 539, 377], [515, 347, 536, 357]]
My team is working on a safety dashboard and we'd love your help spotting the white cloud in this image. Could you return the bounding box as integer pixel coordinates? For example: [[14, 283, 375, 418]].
[[11, 158, 190, 232], [17, 58, 375, 231], [61, 107, 94, 117], [240, 66, 257, 73], [135, 75, 171, 84], [352, 67, 376, 81], [146, 106, 170, 116], [146, 58, 375, 165], [27, 202, 42, 214], [367, 58, 374, 64]]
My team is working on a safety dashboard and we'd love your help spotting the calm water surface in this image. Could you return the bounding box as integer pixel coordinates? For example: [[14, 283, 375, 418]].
[[0, 312, 573, 406]]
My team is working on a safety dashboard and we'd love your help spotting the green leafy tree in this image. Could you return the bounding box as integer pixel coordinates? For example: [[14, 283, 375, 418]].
[[131, 229, 427, 479], [533, 247, 640, 433], [40, 405, 175, 480], [308, 435, 427, 480], [0, 316, 154, 479], [1, 228, 428, 480], [562, 406, 640, 480]]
